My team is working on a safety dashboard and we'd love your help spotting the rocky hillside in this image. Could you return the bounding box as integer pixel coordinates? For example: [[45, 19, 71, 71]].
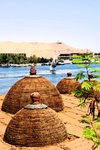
[[0, 41, 91, 58]]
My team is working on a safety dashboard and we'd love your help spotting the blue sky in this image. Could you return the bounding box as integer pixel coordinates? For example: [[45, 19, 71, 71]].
[[0, 0, 100, 52]]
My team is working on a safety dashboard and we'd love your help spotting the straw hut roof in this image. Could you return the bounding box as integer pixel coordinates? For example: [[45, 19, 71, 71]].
[[56, 72, 80, 94], [4, 93, 67, 147], [2, 66, 64, 114]]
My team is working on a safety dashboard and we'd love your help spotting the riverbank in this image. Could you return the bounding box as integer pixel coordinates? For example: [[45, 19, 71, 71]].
[[0, 61, 72, 67], [0, 63, 41, 67], [0, 94, 96, 150]]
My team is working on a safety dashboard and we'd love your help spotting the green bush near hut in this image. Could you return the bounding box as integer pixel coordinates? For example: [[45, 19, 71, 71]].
[[72, 54, 100, 150]]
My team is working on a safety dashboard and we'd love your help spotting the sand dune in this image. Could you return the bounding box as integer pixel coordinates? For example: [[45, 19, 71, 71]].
[[0, 41, 91, 58]]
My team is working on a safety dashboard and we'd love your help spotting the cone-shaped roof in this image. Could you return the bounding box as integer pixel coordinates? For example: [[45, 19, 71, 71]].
[[4, 93, 67, 147], [56, 72, 80, 94], [2, 66, 64, 114]]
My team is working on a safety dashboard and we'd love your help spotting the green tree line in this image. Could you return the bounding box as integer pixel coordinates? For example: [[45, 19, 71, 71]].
[[0, 54, 51, 64]]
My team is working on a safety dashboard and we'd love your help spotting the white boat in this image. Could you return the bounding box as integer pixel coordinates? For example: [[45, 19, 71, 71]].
[[50, 57, 56, 74], [1, 64, 11, 67]]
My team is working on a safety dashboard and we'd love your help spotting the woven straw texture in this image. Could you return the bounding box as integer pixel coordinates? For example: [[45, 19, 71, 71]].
[[2, 76, 64, 114], [56, 78, 80, 94], [4, 107, 67, 147]]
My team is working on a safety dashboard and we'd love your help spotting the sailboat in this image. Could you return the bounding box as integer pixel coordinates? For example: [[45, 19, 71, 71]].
[[50, 57, 56, 74]]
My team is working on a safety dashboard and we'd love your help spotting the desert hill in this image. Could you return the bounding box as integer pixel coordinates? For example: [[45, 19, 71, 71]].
[[0, 41, 91, 58]]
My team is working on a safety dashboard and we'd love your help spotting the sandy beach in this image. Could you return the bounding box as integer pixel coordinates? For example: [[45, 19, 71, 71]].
[[0, 94, 98, 150]]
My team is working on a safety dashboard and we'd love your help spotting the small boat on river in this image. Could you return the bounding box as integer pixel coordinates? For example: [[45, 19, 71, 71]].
[[50, 57, 56, 74]]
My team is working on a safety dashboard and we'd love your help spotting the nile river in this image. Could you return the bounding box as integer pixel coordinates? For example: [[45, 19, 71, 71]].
[[0, 64, 99, 95]]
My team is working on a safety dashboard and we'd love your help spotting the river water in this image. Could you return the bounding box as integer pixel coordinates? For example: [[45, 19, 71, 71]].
[[0, 64, 99, 95]]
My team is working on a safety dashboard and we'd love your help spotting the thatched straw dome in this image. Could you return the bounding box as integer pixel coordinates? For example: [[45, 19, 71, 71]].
[[4, 92, 67, 147], [56, 72, 80, 94], [2, 66, 64, 114]]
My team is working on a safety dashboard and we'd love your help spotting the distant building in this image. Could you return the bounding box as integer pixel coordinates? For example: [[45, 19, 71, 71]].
[[0, 53, 26, 57], [94, 53, 100, 58], [58, 52, 93, 60]]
